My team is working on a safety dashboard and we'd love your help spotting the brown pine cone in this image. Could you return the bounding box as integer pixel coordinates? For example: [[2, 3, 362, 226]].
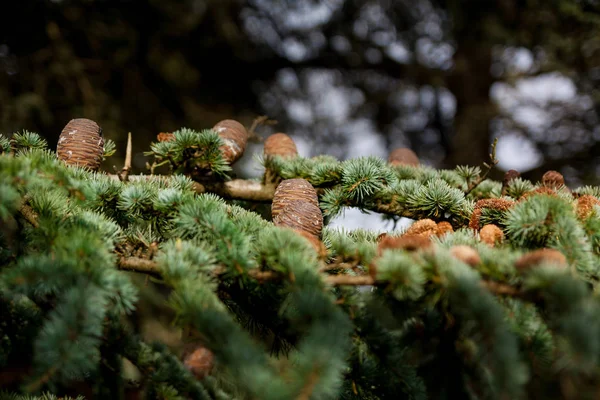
[[273, 200, 323, 238], [56, 118, 104, 171], [541, 170, 565, 189], [212, 119, 248, 165], [264, 133, 298, 159], [271, 179, 319, 220], [388, 147, 419, 166]]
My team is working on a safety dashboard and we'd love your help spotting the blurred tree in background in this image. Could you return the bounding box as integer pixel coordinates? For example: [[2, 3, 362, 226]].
[[1, 0, 599, 183]]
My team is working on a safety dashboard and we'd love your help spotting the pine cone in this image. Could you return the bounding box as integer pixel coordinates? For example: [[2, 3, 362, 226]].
[[212, 119, 248, 165], [264, 133, 298, 159], [541, 170, 565, 189], [271, 179, 319, 220], [56, 118, 104, 171], [183, 346, 214, 380], [388, 147, 419, 166], [273, 200, 323, 238]]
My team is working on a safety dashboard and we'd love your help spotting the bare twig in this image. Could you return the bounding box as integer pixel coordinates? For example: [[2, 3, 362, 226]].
[[465, 137, 500, 195], [247, 115, 278, 142], [116, 257, 527, 299], [118, 132, 133, 182], [19, 204, 39, 228]]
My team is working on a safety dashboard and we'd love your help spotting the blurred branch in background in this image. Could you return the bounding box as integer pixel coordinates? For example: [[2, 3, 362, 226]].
[[0, 0, 598, 185]]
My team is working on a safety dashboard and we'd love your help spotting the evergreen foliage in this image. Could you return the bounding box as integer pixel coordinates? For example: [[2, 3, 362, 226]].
[[2, 129, 600, 399]]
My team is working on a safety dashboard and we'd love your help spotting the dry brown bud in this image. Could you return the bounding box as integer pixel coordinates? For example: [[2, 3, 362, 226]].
[[264, 133, 298, 159], [575, 195, 600, 220], [157, 132, 175, 142], [377, 234, 432, 255], [436, 221, 454, 237], [388, 147, 419, 166], [56, 118, 104, 171], [273, 200, 323, 238], [468, 199, 514, 230], [405, 219, 437, 237], [515, 248, 567, 272], [519, 186, 558, 201], [212, 119, 248, 164], [271, 179, 319, 220], [479, 224, 504, 247], [501, 169, 521, 196], [541, 170, 565, 189], [450, 245, 481, 267], [183, 346, 214, 380]]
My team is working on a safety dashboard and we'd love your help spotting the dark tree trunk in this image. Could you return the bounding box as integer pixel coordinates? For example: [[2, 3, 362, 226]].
[[444, 44, 497, 170]]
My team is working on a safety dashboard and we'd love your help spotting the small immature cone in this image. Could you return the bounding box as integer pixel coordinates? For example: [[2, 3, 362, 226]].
[[519, 186, 558, 201], [479, 224, 504, 247], [388, 147, 419, 166], [515, 248, 567, 272], [56, 118, 104, 171], [271, 179, 319, 219], [183, 346, 214, 380], [450, 245, 481, 267], [273, 200, 323, 238], [405, 219, 437, 237], [541, 170, 565, 189], [157, 132, 175, 142], [575, 195, 600, 220], [436, 221, 454, 237], [264, 133, 298, 159], [501, 169, 521, 196], [212, 119, 248, 165]]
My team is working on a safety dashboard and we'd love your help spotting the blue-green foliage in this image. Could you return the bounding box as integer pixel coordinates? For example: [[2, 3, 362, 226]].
[[4, 131, 600, 399], [505, 194, 597, 279], [147, 128, 232, 178]]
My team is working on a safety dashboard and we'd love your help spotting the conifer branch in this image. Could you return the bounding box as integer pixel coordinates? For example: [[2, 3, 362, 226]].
[[116, 256, 526, 297], [106, 174, 277, 202]]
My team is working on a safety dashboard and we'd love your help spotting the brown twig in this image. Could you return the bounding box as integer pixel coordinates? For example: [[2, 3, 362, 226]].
[[247, 115, 278, 142], [116, 257, 527, 299], [465, 137, 500, 196], [106, 174, 277, 202], [19, 203, 39, 228]]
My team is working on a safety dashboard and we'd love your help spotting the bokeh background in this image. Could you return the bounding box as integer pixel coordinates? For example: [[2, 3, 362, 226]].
[[2, 0, 600, 230]]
